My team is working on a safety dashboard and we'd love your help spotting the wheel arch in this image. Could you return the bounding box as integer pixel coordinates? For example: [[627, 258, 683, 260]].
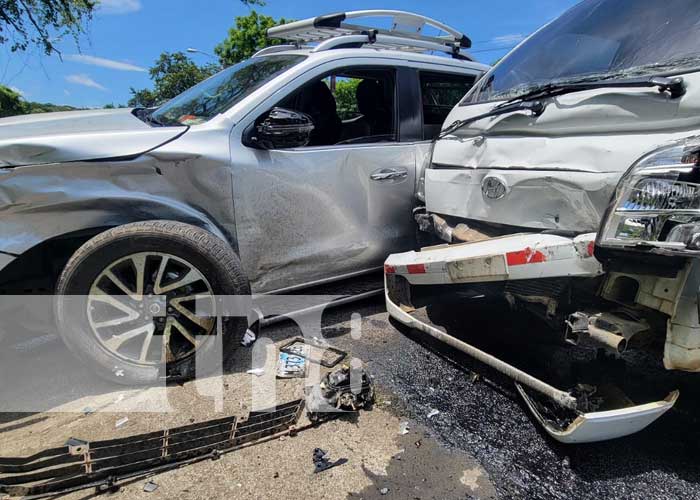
[[0, 203, 233, 292]]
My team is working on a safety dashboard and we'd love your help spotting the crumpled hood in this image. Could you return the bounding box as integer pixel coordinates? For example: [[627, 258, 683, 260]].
[[427, 71, 700, 232], [0, 108, 187, 167]]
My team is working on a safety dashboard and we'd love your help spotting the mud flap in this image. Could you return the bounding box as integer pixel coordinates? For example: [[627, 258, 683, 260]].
[[516, 384, 679, 444]]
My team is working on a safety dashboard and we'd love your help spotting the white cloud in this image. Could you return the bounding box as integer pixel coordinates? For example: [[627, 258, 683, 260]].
[[66, 54, 146, 72], [491, 34, 525, 45], [65, 74, 107, 91], [97, 0, 142, 14]]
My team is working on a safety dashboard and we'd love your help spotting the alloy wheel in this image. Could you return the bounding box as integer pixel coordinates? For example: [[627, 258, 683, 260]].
[[87, 252, 216, 366]]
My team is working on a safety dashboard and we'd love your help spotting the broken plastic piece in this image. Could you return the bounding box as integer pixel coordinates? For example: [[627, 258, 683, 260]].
[[241, 329, 257, 347], [307, 365, 375, 423], [246, 368, 265, 377], [115, 417, 129, 429], [427, 409, 440, 418], [312, 448, 348, 473], [516, 384, 679, 443], [143, 481, 158, 493], [399, 422, 410, 435]]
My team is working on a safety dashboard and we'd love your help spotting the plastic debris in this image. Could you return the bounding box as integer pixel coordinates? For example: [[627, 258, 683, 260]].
[[115, 417, 129, 428], [241, 328, 257, 347], [427, 409, 440, 418], [312, 448, 348, 473], [380, 487, 390, 495], [399, 421, 410, 435], [82, 407, 95, 415], [307, 365, 375, 423], [143, 481, 158, 493], [246, 368, 265, 377]]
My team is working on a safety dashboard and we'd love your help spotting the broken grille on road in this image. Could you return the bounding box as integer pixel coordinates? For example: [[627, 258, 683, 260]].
[[0, 400, 304, 499]]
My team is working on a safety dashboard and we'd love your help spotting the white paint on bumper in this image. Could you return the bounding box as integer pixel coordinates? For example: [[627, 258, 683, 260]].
[[517, 384, 679, 444]]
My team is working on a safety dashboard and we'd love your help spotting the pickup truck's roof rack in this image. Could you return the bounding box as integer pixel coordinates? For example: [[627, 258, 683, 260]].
[[265, 10, 473, 61]]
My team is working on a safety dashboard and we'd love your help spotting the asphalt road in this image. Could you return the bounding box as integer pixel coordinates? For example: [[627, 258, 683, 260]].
[[2, 296, 700, 499], [308, 298, 700, 500]]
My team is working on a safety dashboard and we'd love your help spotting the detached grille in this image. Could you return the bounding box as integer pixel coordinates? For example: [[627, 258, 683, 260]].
[[0, 400, 304, 499]]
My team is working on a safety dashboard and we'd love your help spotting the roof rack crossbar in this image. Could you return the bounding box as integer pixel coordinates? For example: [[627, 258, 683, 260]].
[[310, 33, 474, 61], [266, 10, 472, 58]]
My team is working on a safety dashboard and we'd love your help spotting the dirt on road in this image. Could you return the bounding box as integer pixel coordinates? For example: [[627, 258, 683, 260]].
[[0, 310, 496, 500]]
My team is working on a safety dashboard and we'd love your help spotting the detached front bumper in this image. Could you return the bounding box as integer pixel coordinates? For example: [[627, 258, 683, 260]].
[[384, 233, 678, 443]]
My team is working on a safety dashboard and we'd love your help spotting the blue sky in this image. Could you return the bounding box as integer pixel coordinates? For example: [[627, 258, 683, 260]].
[[0, 0, 579, 108]]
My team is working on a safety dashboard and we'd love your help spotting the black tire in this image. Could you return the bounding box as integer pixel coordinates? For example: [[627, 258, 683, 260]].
[[55, 221, 250, 385]]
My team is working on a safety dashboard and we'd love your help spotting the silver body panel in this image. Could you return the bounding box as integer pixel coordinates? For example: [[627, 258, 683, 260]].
[[430, 71, 700, 232], [0, 109, 186, 167], [0, 49, 487, 293]]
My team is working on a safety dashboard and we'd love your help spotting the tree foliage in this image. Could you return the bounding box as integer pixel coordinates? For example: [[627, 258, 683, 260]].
[[128, 11, 291, 108], [0, 84, 25, 116], [0, 0, 95, 55], [128, 52, 218, 107], [333, 78, 361, 120], [214, 10, 289, 67], [1, 84, 77, 116]]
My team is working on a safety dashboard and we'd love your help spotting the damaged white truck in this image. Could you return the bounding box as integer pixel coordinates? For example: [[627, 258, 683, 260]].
[[385, 0, 700, 442]]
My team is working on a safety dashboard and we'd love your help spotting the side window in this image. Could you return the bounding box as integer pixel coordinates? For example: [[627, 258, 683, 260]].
[[420, 71, 476, 140], [264, 67, 397, 148]]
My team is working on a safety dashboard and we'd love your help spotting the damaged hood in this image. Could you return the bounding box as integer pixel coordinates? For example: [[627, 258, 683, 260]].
[[427, 71, 700, 232], [0, 108, 187, 168]]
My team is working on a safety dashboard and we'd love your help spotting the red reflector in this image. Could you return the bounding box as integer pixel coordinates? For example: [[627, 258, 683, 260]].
[[406, 263, 427, 274], [384, 264, 396, 274], [506, 248, 547, 266], [587, 241, 595, 257]]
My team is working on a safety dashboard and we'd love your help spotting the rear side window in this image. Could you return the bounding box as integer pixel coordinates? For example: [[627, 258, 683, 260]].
[[420, 71, 476, 140]]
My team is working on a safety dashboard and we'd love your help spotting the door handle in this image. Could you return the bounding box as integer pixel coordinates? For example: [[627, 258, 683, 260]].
[[370, 167, 408, 181]]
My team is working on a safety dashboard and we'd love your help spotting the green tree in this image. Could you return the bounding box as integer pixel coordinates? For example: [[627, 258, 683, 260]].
[[1, 84, 79, 116], [0, 84, 26, 117], [128, 52, 218, 107], [214, 10, 289, 67], [333, 78, 361, 120], [0, 0, 95, 55]]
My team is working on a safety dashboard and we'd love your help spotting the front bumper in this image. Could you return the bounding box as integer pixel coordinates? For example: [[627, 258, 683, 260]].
[[384, 233, 679, 443]]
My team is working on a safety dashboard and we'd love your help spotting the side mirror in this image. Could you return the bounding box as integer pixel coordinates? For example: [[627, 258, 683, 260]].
[[245, 107, 315, 150]]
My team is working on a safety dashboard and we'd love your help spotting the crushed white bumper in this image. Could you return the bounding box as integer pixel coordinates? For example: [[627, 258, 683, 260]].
[[384, 233, 680, 443], [384, 232, 602, 286]]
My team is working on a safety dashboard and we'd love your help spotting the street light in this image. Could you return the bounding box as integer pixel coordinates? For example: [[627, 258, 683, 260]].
[[186, 47, 216, 60]]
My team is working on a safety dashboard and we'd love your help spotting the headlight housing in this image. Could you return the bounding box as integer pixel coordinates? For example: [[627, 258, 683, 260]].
[[598, 137, 700, 255]]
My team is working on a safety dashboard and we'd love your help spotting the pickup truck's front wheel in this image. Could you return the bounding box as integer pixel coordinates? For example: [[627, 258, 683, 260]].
[[55, 221, 249, 385]]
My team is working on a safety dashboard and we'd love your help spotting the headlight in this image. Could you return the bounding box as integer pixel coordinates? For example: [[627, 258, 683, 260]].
[[598, 137, 700, 254]]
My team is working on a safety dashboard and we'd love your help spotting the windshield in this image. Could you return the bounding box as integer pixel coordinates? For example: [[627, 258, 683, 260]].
[[151, 55, 306, 126], [469, 0, 700, 104]]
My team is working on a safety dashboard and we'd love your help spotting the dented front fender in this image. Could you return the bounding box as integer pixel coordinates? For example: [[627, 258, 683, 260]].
[[0, 155, 236, 272]]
